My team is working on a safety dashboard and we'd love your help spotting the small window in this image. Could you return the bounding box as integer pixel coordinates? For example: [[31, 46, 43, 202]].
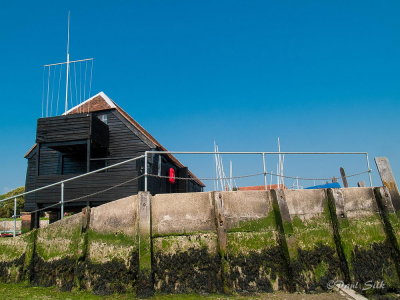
[[98, 114, 108, 124]]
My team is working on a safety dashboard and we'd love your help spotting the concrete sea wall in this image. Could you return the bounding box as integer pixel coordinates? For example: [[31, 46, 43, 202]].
[[0, 188, 399, 297], [0, 220, 49, 232]]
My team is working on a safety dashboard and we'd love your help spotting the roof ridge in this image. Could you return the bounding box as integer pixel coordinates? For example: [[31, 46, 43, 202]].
[[63, 91, 116, 115]]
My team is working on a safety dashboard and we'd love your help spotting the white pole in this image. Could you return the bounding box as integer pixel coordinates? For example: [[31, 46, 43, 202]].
[[262, 154, 267, 190], [61, 182, 64, 219], [65, 11, 71, 113], [144, 153, 148, 192], [281, 154, 285, 188], [214, 142, 219, 191], [278, 137, 281, 188], [229, 160, 233, 191], [13, 198, 17, 237], [217, 146, 224, 190], [366, 153, 373, 187]]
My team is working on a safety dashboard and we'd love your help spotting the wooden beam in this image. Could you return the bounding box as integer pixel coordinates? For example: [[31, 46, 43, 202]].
[[375, 157, 400, 211], [137, 192, 154, 297], [86, 139, 91, 173], [340, 167, 349, 188], [213, 192, 230, 293], [36, 143, 41, 176]]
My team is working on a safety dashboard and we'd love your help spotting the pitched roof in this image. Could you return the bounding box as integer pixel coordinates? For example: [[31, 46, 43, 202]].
[[63, 92, 116, 114], [25, 92, 205, 187]]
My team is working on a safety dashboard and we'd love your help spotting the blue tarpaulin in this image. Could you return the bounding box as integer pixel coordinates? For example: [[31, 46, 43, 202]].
[[305, 182, 341, 189]]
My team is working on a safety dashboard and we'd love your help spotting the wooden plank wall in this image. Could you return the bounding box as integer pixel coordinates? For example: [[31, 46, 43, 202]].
[[25, 109, 203, 212], [36, 114, 91, 143]]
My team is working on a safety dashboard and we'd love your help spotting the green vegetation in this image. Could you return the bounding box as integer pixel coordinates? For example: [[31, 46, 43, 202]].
[[290, 215, 335, 252], [35, 218, 82, 261], [228, 211, 276, 233], [0, 283, 349, 299], [152, 230, 211, 238], [88, 229, 136, 247], [338, 214, 386, 261], [139, 233, 152, 272], [227, 231, 277, 255], [154, 234, 215, 254], [314, 261, 329, 282], [0, 187, 25, 218]]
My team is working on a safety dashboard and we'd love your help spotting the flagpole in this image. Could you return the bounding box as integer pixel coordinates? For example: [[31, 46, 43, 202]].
[[65, 11, 71, 113]]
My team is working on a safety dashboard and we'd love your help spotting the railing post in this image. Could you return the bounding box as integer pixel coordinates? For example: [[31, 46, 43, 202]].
[[366, 153, 373, 187], [262, 153, 267, 190], [13, 197, 17, 238], [144, 152, 148, 192], [61, 182, 64, 220]]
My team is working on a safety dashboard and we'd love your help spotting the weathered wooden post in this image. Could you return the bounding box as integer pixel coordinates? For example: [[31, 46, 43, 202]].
[[340, 167, 349, 188], [375, 157, 400, 210], [213, 192, 230, 293], [137, 191, 153, 297], [21, 212, 33, 234]]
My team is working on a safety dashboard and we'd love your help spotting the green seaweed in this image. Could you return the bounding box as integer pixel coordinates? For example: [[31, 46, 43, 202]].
[[314, 261, 329, 282], [228, 211, 276, 233], [152, 230, 212, 238], [139, 233, 152, 272], [227, 232, 277, 256], [338, 214, 386, 262], [36, 222, 82, 261], [87, 230, 136, 247]]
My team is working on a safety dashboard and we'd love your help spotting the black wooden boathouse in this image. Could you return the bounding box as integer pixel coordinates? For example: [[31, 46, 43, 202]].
[[24, 92, 204, 216]]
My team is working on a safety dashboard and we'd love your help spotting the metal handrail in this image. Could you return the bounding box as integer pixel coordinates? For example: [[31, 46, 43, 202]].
[[146, 151, 369, 155], [143, 151, 373, 191], [1, 150, 373, 238], [0, 154, 145, 203], [1, 154, 146, 237]]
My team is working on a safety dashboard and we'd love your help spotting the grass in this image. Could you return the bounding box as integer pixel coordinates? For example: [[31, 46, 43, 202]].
[[0, 218, 21, 221], [0, 283, 270, 299], [0, 283, 227, 300], [0, 217, 48, 221], [0, 283, 366, 300]]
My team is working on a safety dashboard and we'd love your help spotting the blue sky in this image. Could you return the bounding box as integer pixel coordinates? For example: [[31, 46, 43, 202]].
[[1, 1, 399, 193]]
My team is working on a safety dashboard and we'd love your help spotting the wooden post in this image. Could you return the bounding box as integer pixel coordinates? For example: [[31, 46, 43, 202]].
[[86, 139, 91, 173], [340, 167, 349, 188], [21, 212, 33, 234], [137, 192, 153, 297], [270, 189, 295, 292], [48, 211, 59, 224], [86, 139, 91, 207], [36, 143, 41, 176], [373, 187, 400, 279], [213, 192, 230, 293], [375, 157, 400, 211], [326, 189, 351, 282]]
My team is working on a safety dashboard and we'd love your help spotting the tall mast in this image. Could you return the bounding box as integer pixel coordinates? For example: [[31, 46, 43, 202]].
[[42, 11, 93, 117], [65, 11, 71, 113]]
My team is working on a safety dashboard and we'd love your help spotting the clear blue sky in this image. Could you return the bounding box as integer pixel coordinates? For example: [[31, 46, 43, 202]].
[[1, 1, 399, 193]]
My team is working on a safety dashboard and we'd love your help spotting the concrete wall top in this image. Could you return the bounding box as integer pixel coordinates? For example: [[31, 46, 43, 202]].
[[151, 192, 214, 235], [90, 195, 137, 237], [341, 187, 379, 218], [220, 191, 273, 229], [44, 212, 83, 230], [283, 189, 327, 220]]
